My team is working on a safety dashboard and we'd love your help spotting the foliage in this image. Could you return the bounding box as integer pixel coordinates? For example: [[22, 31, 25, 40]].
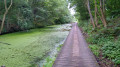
[[57, 44, 63, 51], [69, 0, 89, 21], [70, 0, 120, 28], [102, 41, 120, 64], [44, 57, 55, 67], [89, 45, 100, 57], [81, 20, 120, 65], [0, 0, 72, 34], [106, 0, 120, 17], [44, 44, 63, 67]]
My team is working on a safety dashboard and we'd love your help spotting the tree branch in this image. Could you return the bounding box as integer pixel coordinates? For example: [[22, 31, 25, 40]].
[[4, 0, 7, 10], [8, 0, 13, 11]]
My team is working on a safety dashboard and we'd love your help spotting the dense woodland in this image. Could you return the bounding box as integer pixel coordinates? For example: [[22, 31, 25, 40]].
[[0, 0, 72, 34], [69, 0, 120, 66]]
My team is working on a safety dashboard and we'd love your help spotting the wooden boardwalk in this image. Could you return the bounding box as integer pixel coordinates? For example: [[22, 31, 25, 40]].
[[53, 23, 99, 67]]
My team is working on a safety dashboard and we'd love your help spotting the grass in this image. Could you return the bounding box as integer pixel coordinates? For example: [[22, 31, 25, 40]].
[[0, 24, 69, 67]]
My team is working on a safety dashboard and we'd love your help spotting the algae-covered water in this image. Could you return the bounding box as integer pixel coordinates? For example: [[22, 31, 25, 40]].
[[0, 24, 71, 67]]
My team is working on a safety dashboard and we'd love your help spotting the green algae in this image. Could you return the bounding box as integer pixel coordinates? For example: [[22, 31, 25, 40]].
[[0, 24, 70, 67]]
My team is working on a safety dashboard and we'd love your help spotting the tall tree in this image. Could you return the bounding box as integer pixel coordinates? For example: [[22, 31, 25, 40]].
[[87, 0, 95, 28], [94, 0, 98, 27], [100, 0, 107, 27]]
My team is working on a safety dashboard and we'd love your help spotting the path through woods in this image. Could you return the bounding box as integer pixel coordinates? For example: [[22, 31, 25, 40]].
[[53, 23, 100, 67]]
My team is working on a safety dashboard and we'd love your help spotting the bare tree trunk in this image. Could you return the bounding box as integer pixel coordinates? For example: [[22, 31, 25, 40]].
[[100, 0, 107, 27], [94, 0, 98, 27], [0, 0, 13, 34], [87, 0, 95, 28]]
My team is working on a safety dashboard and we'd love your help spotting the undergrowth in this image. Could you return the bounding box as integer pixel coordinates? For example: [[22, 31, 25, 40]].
[[43, 44, 63, 67], [89, 44, 100, 57], [79, 18, 120, 65]]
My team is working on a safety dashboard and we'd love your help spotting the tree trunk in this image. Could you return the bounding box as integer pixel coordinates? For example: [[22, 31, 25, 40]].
[[103, 0, 105, 13], [100, 0, 107, 27], [0, 12, 7, 34], [0, 0, 13, 34], [97, 11, 103, 23], [94, 0, 98, 27], [87, 0, 95, 28]]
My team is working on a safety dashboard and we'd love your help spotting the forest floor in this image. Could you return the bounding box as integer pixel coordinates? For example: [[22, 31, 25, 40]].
[[53, 23, 99, 67], [0, 24, 71, 67]]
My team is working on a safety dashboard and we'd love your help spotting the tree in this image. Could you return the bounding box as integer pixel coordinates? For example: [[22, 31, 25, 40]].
[[69, 0, 89, 20], [94, 0, 98, 27], [0, 0, 72, 34], [100, 0, 107, 27], [86, 0, 95, 28], [0, 0, 13, 34]]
